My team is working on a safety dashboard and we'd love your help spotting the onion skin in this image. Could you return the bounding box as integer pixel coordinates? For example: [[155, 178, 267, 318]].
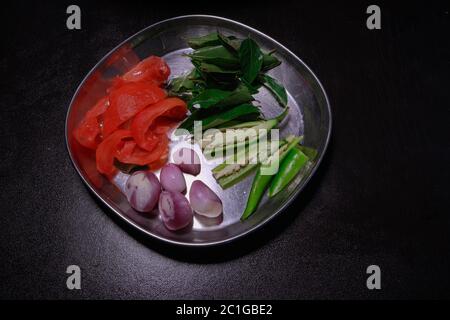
[[125, 171, 161, 212], [159, 191, 193, 230], [160, 163, 187, 193], [173, 148, 201, 176], [189, 180, 223, 218]]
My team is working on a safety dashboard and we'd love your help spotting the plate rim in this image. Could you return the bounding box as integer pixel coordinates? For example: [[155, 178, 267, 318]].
[[65, 14, 332, 247]]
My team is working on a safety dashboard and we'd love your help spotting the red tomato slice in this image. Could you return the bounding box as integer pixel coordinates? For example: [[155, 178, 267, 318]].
[[73, 97, 109, 149], [152, 117, 179, 135], [122, 56, 170, 86], [116, 135, 169, 166], [96, 130, 133, 176], [131, 98, 187, 151], [147, 156, 169, 171], [102, 82, 166, 137]]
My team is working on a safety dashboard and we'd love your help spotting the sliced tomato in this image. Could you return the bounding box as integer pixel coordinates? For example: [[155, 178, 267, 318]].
[[147, 155, 169, 171], [102, 82, 166, 137], [116, 135, 169, 166], [73, 97, 109, 149], [152, 117, 179, 135], [131, 98, 187, 151], [96, 130, 133, 176], [121, 56, 170, 86]]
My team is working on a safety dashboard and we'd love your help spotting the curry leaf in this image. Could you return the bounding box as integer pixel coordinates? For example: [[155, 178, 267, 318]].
[[262, 53, 281, 71], [201, 104, 260, 130], [197, 61, 240, 75], [188, 88, 232, 109], [218, 32, 241, 52], [187, 32, 221, 49], [187, 45, 240, 68], [239, 38, 263, 83], [169, 69, 200, 93], [215, 84, 254, 108], [187, 84, 254, 110], [177, 109, 201, 132], [262, 74, 288, 107]]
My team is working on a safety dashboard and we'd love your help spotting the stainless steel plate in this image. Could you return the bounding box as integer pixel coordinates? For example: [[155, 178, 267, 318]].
[[65, 15, 331, 247]]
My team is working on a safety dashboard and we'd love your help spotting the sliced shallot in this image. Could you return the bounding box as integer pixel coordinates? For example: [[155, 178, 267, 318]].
[[160, 163, 186, 193], [173, 147, 201, 176], [159, 191, 193, 230], [125, 171, 161, 212], [189, 180, 223, 218]]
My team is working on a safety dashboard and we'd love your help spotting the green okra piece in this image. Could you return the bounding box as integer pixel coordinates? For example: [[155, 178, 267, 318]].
[[205, 109, 288, 158], [217, 163, 258, 189], [268, 147, 309, 197]]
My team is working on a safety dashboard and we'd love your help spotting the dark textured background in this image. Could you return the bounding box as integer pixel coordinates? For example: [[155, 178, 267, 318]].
[[0, 1, 449, 299]]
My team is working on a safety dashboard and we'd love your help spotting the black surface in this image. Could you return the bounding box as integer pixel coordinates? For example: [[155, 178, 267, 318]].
[[1, 1, 449, 299]]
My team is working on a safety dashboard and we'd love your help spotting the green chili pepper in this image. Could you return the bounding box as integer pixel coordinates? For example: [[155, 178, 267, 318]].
[[268, 147, 309, 197], [240, 164, 271, 220], [297, 145, 318, 161], [241, 135, 302, 220]]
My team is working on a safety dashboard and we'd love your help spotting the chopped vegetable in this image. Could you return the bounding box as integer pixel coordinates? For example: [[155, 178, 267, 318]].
[[130, 97, 187, 151], [205, 109, 288, 159], [95, 129, 133, 176], [297, 145, 318, 161], [160, 163, 187, 193], [173, 148, 201, 176], [216, 163, 258, 189], [189, 181, 223, 218], [159, 191, 193, 231], [121, 56, 170, 86], [74, 54, 186, 178], [116, 135, 169, 168], [73, 97, 109, 149], [241, 135, 303, 220], [125, 171, 161, 212], [268, 147, 309, 197], [103, 82, 167, 137], [212, 138, 286, 189]]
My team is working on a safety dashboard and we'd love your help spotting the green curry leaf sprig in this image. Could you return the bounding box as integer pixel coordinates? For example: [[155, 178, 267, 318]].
[[170, 32, 288, 133]]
